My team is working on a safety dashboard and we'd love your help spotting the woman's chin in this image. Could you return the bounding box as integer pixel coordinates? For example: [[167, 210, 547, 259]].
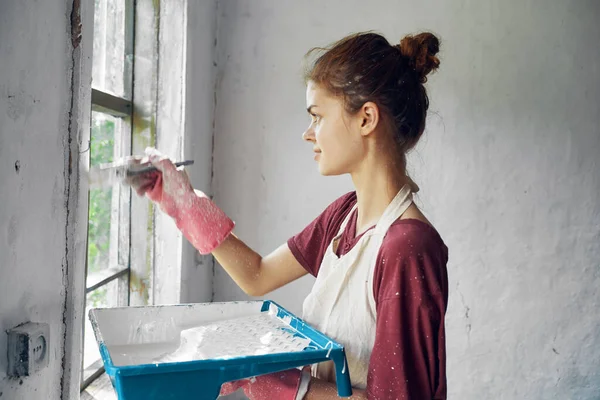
[[318, 163, 344, 177]]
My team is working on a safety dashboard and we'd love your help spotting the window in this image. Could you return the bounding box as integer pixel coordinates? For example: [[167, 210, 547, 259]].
[[80, 0, 187, 394], [81, 0, 161, 392], [80, 0, 135, 390]]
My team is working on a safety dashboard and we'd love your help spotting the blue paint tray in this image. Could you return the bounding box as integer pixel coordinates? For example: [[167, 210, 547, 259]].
[[89, 300, 352, 399]]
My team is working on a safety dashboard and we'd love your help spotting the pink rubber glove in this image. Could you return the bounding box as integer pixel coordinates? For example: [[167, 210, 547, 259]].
[[123, 156, 161, 197], [130, 148, 235, 254], [219, 368, 309, 400]]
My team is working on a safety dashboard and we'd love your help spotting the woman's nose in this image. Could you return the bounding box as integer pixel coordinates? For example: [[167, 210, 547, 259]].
[[302, 126, 315, 142]]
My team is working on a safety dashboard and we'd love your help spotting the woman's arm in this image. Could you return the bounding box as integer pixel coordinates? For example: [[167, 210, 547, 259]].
[[212, 234, 308, 297], [129, 150, 310, 297], [367, 226, 448, 399]]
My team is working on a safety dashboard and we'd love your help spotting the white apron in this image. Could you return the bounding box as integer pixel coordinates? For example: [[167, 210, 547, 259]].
[[301, 184, 414, 389]]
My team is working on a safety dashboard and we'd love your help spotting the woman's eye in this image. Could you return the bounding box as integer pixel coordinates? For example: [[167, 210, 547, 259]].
[[311, 114, 321, 124]]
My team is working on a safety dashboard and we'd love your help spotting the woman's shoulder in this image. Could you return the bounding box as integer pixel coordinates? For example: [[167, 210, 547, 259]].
[[327, 191, 357, 213], [287, 191, 357, 277], [374, 219, 449, 302], [382, 218, 446, 249], [380, 219, 448, 262], [317, 191, 357, 230]]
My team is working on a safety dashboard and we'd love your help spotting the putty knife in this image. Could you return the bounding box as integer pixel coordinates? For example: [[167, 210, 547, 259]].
[[87, 159, 194, 189]]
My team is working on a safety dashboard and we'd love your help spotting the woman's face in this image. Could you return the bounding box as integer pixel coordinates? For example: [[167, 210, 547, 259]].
[[302, 81, 366, 176]]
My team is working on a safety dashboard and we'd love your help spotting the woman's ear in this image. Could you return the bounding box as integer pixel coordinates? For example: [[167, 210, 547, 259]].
[[359, 101, 380, 137]]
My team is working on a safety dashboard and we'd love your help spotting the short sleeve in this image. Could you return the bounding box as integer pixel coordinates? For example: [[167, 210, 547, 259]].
[[287, 192, 356, 277], [367, 222, 448, 399]]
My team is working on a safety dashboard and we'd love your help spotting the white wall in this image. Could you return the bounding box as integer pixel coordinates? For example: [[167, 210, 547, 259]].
[[0, 0, 92, 399], [180, 0, 219, 304], [210, 0, 600, 398]]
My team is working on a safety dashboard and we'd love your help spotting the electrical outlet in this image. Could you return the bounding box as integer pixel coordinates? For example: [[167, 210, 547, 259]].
[[7, 322, 49, 377]]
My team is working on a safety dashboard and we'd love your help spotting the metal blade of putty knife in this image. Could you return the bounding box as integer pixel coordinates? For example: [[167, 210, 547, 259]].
[[87, 160, 194, 189]]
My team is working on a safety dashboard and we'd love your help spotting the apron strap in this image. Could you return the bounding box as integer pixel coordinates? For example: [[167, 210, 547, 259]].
[[373, 184, 413, 235], [335, 184, 413, 239]]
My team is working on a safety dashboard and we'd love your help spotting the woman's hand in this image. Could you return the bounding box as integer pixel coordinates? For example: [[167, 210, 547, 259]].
[[219, 368, 310, 400], [125, 147, 235, 254], [122, 155, 159, 197], [138, 147, 196, 219]]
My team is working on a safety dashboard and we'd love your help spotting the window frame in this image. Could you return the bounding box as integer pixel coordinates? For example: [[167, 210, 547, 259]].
[[80, 0, 187, 392], [80, 0, 158, 391]]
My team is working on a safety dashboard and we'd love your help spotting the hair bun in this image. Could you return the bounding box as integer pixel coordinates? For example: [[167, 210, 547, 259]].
[[398, 32, 440, 83]]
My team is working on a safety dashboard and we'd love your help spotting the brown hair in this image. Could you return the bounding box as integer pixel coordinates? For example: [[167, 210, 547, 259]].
[[304, 31, 440, 153]]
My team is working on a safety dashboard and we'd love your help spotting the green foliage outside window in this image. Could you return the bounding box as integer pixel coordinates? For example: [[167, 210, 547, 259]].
[[87, 114, 115, 308]]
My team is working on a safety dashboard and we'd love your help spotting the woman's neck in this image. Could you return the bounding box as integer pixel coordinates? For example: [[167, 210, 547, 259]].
[[350, 154, 409, 235]]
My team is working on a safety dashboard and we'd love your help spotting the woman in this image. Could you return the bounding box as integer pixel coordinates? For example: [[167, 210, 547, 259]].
[[131, 31, 448, 400]]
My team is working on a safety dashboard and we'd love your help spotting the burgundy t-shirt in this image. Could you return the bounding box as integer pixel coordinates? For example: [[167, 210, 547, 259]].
[[287, 192, 448, 399]]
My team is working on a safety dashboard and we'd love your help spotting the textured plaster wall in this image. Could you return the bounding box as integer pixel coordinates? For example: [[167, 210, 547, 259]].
[[0, 0, 92, 399], [210, 1, 600, 398]]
